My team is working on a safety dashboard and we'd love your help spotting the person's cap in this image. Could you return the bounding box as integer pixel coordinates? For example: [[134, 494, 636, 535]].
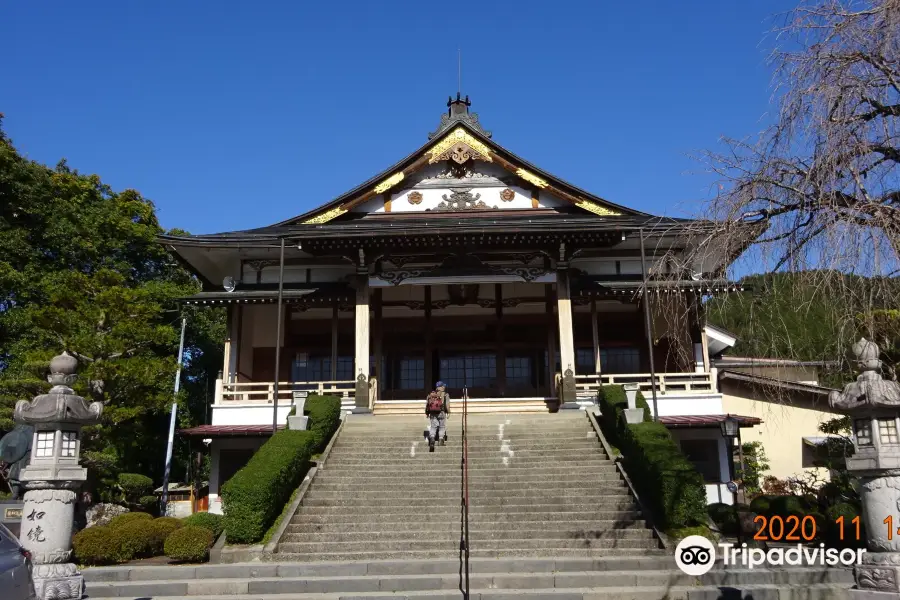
[[435, 381, 446, 388]]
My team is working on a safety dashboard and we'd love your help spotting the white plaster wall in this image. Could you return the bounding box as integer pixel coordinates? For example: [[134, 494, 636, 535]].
[[211, 404, 292, 426], [648, 394, 723, 418], [242, 305, 284, 348]]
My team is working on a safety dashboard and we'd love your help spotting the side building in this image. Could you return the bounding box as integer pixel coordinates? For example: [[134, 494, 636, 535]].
[[164, 96, 761, 512]]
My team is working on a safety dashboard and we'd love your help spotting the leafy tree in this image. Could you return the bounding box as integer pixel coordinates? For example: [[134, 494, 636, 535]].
[[0, 117, 224, 495]]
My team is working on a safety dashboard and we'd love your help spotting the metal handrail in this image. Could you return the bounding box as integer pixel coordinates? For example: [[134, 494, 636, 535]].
[[458, 386, 470, 599]]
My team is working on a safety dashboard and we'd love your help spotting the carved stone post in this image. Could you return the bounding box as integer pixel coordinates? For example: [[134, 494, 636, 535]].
[[15, 352, 103, 600], [830, 339, 900, 598]]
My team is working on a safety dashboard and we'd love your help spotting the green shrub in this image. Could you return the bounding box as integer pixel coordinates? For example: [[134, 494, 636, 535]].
[[825, 503, 866, 548], [183, 512, 224, 539], [118, 473, 154, 499], [749, 495, 775, 515], [708, 502, 738, 535], [221, 430, 317, 543], [305, 394, 342, 450], [164, 525, 214, 563], [107, 511, 152, 529], [596, 385, 707, 530], [770, 495, 807, 518], [138, 495, 158, 511], [147, 517, 184, 555], [73, 526, 123, 566], [110, 520, 155, 560]]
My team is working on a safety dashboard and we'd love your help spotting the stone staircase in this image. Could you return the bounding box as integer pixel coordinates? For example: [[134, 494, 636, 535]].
[[275, 411, 661, 560], [82, 411, 856, 598]]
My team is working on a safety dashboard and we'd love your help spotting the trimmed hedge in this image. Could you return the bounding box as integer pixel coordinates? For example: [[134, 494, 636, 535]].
[[73, 526, 122, 566], [221, 431, 317, 543], [183, 512, 224, 539], [118, 473, 154, 498], [107, 511, 152, 529], [597, 385, 707, 530], [164, 525, 214, 563], [147, 517, 184, 555], [221, 395, 340, 543], [305, 394, 342, 450]]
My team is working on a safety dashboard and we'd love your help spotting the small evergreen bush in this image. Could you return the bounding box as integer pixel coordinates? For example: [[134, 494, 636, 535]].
[[118, 473, 154, 501], [305, 394, 342, 450], [107, 511, 152, 529], [147, 517, 184, 555], [110, 520, 155, 560], [183, 512, 224, 539], [72, 526, 124, 565], [708, 502, 738, 535], [164, 525, 214, 563]]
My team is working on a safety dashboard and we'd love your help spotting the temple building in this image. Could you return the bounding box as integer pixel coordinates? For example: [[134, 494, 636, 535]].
[[165, 96, 758, 512]]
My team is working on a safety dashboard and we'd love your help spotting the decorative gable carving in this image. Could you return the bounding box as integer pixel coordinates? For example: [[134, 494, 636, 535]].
[[430, 189, 496, 212], [428, 128, 492, 165]]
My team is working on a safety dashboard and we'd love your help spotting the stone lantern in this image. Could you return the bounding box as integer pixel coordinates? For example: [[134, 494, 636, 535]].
[[14, 352, 103, 600], [829, 338, 900, 598]]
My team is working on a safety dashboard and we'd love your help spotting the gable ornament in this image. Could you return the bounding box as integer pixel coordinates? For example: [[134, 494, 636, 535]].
[[576, 199, 622, 217], [374, 172, 405, 194], [516, 169, 548, 189], [302, 206, 348, 225], [499, 188, 515, 202], [407, 191, 423, 205], [428, 128, 492, 165], [430, 189, 495, 212]]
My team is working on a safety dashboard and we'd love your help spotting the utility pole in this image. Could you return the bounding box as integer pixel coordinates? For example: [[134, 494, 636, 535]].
[[161, 317, 187, 516]]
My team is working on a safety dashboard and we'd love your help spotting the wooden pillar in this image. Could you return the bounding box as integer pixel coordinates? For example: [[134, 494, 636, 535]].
[[591, 298, 601, 375], [330, 302, 339, 380], [556, 267, 578, 408], [545, 284, 556, 398], [374, 289, 383, 398], [424, 286, 433, 391], [496, 284, 506, 397], [222, 307, 233, 383], [354, 274, 370, 410]]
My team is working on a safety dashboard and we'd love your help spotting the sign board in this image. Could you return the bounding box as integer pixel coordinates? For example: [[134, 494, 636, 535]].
[[0, 502, 24, 537]]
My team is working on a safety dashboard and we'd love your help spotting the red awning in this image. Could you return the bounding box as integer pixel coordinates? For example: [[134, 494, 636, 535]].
[[658, 414, 762, 428], [178, 424, 285, 438]]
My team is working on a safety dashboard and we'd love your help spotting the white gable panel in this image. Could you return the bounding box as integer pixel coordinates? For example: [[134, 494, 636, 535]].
[[537, 191, 567, 209]]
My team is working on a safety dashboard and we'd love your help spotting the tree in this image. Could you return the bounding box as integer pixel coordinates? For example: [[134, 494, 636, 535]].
[[664, 0, 900, 370], [0, 118, 224, 495]]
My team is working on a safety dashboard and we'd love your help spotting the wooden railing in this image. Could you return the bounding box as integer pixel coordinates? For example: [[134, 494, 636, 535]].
[[216, 380, 356, 404], [570, 371, 716, 396]]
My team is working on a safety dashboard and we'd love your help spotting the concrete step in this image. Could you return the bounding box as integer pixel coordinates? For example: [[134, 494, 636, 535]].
[[299, 496, 637, 508], [309, 482, 626, 493], [83, 569, 854, 598], [285, 519, 650, 535], [81, 557, 681, 581], [275, 538, 661, 553], [279, 528, 656, 543], [313, 469, 621, 481], [270, 548, 668, 561], [291, 511, 645, 524], [327, 449, 608, 460]]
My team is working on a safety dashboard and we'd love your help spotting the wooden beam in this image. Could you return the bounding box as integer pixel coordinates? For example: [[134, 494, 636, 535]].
[[496, 283, 506, 396], [591, 299, 601, 374], [384, 192, 392, 213], [424, 286, 433, 391], [531, 188, 540, 209], [340, 155, 431, 213], [374, 289, 383, 398], [354, 274, 370, 409], [330, 302, 339, 380]]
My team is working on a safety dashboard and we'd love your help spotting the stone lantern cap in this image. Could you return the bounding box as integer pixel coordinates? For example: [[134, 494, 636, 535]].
[[13, 352, 103, 426], [829, 338, 900, 412]]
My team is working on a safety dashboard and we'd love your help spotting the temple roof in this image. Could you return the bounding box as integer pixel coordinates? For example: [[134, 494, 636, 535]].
[[161, 96, 703, 246]]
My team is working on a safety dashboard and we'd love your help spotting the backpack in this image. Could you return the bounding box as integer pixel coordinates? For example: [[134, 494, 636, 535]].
[[426, 391, 444, 413]]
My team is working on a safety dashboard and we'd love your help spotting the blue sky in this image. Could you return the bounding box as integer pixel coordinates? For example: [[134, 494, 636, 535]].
[[3, 1, 794, 235]]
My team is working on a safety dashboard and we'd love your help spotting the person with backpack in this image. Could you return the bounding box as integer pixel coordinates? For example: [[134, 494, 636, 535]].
[[425, 381, 450, 452]]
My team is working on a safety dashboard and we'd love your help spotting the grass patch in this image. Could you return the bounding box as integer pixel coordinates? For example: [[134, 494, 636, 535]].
[[261, 485, 301, 545]]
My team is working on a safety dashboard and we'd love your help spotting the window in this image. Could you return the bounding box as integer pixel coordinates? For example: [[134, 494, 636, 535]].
[[576, 349, 594, 374], [879, 418, 899, 445], [679, 439, 721, 482], [441, 355, 497, 389], [856, 419, 873, 446], [399, 357, 424, 390], [506, 356, 533, 388], [35, 431, 54, 458], [600, 348, 640, 374], [60, 431, 78, 458], [292, 355, 353, 382]]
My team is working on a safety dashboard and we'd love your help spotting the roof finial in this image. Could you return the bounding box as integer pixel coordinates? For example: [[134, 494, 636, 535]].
[[458, 48, 461, 97]]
